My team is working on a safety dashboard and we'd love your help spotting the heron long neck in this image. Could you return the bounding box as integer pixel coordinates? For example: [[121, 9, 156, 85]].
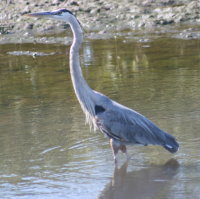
[[68, 16, 96, 124]]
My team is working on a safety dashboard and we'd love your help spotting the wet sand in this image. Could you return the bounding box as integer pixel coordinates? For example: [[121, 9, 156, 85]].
[[1, 0, 200, 37]]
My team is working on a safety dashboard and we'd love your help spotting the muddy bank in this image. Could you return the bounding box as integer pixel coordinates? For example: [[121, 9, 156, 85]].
[[1, 0, 200, 39]]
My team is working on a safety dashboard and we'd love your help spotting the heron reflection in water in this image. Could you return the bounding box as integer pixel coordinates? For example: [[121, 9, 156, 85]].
[[98, 159, 179, 199], [26, 9, 179, 163]]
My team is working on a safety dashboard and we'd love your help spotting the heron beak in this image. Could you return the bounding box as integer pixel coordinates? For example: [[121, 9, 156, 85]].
[[26, 11, 54, 18]]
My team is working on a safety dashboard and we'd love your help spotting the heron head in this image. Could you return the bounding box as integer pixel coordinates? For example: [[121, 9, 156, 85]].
[[26, 8, 74, 22]]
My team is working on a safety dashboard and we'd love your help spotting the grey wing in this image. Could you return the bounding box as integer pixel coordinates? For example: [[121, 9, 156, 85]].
[[95, 101, 171, 146]]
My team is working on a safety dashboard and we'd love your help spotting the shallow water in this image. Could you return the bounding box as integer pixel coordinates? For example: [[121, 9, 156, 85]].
[[0, 33, 200, 199]]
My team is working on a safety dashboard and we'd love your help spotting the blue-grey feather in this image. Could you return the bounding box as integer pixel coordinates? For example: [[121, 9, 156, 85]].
[[93, 92, 179, 153]]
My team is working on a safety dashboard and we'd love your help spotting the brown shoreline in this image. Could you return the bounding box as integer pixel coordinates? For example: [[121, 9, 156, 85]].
[[0, 1, 200, 34]]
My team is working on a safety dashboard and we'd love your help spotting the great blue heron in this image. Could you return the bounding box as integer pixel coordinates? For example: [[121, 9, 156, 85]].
[[27, 9, 179, 163]]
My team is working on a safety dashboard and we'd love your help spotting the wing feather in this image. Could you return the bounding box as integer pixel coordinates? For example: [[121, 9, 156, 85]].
[[96, 100, 168, 146]]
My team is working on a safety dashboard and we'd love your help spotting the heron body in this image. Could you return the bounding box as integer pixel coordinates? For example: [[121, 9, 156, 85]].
[[27, 9, 179, 163]]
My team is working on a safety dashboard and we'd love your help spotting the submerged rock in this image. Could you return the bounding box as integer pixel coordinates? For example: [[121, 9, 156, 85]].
[[7, 51, 56, 57]]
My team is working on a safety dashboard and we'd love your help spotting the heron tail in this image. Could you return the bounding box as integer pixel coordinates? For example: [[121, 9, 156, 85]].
[[163, 132, 179, 153]]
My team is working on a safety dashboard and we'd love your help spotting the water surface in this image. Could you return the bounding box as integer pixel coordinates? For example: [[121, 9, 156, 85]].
[[0, 33, 200, 199]]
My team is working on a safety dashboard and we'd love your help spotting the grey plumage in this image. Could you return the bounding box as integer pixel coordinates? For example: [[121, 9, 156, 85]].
[[27, 9, 179, 163], [93, 92, 179, 153]]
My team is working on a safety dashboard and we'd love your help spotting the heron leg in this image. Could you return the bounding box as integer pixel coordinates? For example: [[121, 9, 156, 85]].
[[110, 139, 130, 163], [110, 139, 120, 164], [119, 144, 130, 161]]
